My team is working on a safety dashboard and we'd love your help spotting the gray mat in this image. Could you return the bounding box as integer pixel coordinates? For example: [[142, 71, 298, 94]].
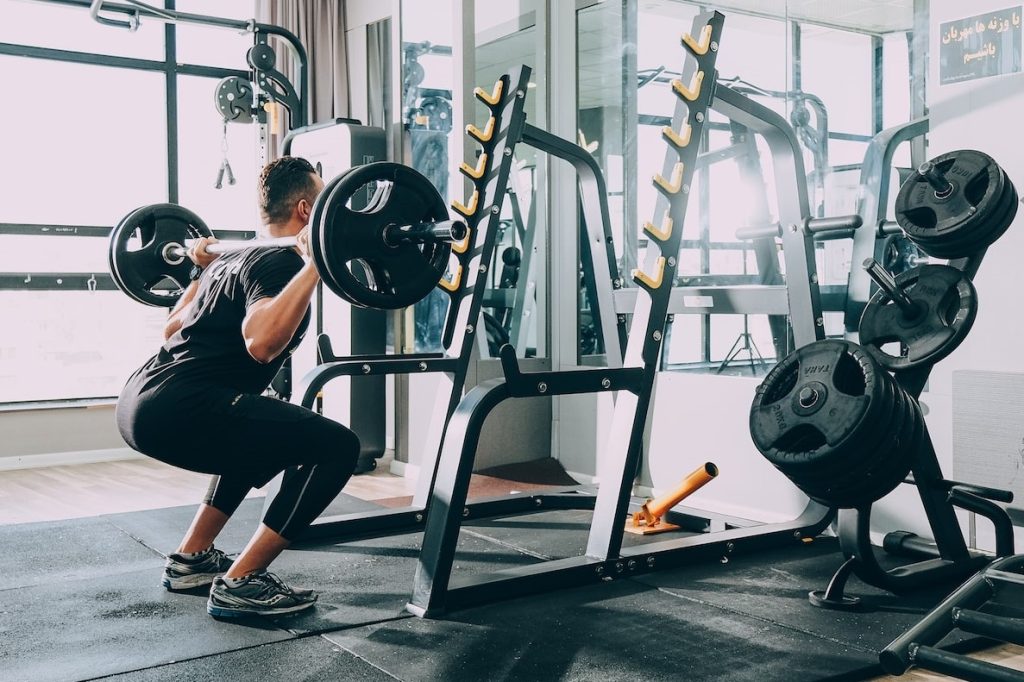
[[99, 635, 395, 682], [104, 493, 383, 556], [324, 578, 873, 682], [632, 537, 953, 653], [0, 517, 162, 591], [267, 530, 541, 635], [0, 567, 292, 682]]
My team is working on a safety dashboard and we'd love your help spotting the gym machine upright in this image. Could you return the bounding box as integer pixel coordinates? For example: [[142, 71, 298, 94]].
[[407, 11, 873, 617]]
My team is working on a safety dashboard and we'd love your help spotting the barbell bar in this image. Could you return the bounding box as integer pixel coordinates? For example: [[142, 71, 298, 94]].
[[160, 218, 468, 266]]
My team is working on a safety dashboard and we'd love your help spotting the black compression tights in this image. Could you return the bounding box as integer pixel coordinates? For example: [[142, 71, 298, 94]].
[[133, 392, 360, 541]]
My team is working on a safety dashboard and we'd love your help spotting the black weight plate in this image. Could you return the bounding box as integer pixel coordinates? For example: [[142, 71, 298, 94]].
[[308, 169, 361, 306], [895, 150, 1009, 258], [859, 264, 977, 371], [108, 203, 212, 308], [781, 364, 900, 494], [911, 171, 1017, 259], [314, 161, 451, 310], [750, 340, 887, 473], [851, 390, 923, 505], [803, 380, 917, 508]]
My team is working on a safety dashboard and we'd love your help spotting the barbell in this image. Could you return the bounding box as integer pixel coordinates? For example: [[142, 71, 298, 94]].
[[158, 219, 466, 265], [109, 162, 469, 310]]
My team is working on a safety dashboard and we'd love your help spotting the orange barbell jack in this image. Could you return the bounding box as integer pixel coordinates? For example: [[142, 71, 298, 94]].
[[626, 462, 718, 535]]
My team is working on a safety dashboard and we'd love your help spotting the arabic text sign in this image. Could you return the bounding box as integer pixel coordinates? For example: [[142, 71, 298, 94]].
[[940, 6, 1022, 85]]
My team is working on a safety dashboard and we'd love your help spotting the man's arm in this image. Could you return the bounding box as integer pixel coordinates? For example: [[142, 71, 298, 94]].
[[163, 280, 200, 341], [164, 236, 220, 341], [242, 260, 319, 364]]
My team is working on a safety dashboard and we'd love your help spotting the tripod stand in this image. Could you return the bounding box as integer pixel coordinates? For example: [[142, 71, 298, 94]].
[[715, 314, 768, 374]]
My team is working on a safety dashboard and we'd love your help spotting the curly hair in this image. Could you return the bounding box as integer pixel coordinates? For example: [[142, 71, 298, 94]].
[[258, 156, 319, 224]]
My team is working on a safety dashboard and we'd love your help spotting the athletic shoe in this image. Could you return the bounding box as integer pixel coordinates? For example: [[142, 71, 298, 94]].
[[207, 571, 318, 618], [161, 546, 234, 590]]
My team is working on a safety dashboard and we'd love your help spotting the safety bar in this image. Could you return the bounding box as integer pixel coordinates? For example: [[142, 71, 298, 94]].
[[735, 214, 862, 240]]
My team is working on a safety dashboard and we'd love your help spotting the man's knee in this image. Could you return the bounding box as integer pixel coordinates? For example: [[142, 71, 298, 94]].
[[312, 420, 360, 469]]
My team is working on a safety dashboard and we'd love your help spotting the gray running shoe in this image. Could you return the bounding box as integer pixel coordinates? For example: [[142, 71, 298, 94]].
[[162, 547, 233, 590], [207, 571, 317, 618]]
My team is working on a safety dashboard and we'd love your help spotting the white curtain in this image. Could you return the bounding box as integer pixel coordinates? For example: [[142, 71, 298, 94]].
[[256, 0, 350, 131]]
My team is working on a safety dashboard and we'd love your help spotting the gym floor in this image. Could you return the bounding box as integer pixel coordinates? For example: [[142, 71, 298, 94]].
[[3, 458, 1023, 681]]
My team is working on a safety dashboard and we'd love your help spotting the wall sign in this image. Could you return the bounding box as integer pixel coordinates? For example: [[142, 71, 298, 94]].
[[940, 6, 1022, 85]]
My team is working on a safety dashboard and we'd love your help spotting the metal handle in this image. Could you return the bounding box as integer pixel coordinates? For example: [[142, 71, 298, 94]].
[[89, 0, 139, 30], [735, 214, 863, 241], [878, 220, 901, 237]]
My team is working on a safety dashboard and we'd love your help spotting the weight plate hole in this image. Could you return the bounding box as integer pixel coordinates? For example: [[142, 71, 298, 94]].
[[832, 352, 867, 397], [939, 290, 961, 325], [774, 423, 826, 453], [903, 206, 937, 230], [878, 339, 904, 358], [964, 170, 989, 207], [762, 365, 798, 405]]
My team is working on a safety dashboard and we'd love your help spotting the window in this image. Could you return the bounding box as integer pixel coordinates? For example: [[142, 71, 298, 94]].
[[0, 1, 258, 403], [0, 0, 165, 59]]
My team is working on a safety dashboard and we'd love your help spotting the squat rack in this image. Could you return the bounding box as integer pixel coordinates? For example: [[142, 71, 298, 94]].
[[408, 11, 843, 617]]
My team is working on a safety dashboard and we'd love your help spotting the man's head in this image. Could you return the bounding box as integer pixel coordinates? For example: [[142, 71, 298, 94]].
[[258, 156, 324, 230]]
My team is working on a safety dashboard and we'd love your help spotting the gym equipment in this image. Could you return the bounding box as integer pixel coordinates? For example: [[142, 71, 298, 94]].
[[858, 260, 977, 371], [89, 1, 309, 129], [750, 340, 923, 509], [626, 463, 719, 535], [750, 149, 1018, 609], [751, 339, 1013, 608], [895, 150, 1019, 259], [107, 163, 468, 310], [214, 77, 255, 124], [881, 554, 1024, 680], [108, 204, 210, 308], [408, 12, 837, 619], [312, 162, 463, 309]]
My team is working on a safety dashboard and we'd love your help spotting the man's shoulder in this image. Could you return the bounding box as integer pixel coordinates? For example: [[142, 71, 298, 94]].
[[240, 246, 303, 281], [246, 245, 303, 266]]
